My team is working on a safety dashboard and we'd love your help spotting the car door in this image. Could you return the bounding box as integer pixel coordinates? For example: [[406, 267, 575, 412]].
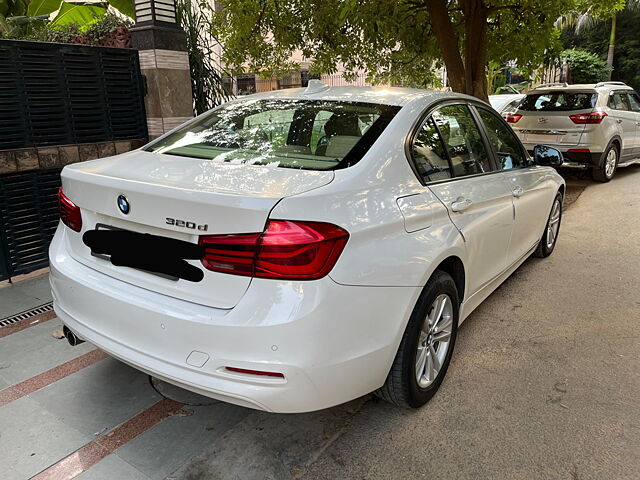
[[475, 106, 555, 262], [626, 92, 640, 156], [410, 103, 514, 297], [608, 91, 637, 160]]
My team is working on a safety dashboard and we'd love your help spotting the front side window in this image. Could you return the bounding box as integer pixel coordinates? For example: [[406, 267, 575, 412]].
[[477, 108, 526, 170], [520, 92, 596, 111], [432, 105, 492, 177], [147, 100, 400, 171]]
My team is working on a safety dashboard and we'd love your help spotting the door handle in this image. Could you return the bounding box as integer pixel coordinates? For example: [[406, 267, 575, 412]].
[[451, 197, 473, 212], [512, 185, 524, 198], [615, 119, 623, 124]]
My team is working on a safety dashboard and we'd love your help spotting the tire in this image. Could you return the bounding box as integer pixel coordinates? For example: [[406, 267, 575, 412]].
[[592, 144, 618, 182], [376, 270, 459, 408], [533, 192, 563, 258]]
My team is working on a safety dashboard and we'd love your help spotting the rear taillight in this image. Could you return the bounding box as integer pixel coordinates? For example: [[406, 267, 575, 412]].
[[199, 220, 349, 280], [58, 187, 82, 232], [505, 113, 522, 123], [569, 111, 608, 124]]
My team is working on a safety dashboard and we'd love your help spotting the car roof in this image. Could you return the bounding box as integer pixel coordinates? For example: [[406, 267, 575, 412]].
[[235, 84, 478, 107], [529, 82, 633, 95]]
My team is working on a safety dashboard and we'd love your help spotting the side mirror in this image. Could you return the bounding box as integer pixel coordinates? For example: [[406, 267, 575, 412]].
[[533, 145, 563, 168]]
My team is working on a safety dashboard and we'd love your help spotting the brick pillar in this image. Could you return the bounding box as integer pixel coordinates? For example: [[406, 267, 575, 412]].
[[129, 0, 194, 139]]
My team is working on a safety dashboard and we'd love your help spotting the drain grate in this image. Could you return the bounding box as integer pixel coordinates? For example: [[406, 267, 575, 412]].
[[0, 302, 54, 328]]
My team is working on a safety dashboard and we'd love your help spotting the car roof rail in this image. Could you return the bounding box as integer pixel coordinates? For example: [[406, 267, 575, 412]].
[[533, 82, 568, 90], [595, 81, 628, 88]]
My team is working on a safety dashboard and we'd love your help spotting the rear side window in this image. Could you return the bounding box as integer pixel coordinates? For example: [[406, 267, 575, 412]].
[[608, 92, 631, 111], [411, 117, 451, 182], [520, 93, 596, 112], [409, 104, 493, 182]]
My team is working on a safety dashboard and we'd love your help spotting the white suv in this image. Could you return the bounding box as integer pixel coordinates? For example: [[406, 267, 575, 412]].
[[506, 82, 640, 181]]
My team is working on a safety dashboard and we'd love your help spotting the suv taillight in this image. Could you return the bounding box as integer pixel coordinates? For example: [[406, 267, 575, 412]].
[[504, 113, 522, 123], [58, 187, 82, 232], [569, 111, 608, 124], [199, 220, 349, 280]]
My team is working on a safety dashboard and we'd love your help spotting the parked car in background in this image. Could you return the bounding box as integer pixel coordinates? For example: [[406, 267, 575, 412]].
[[505, 82, 640, 182], [51, 83, 565, 413], [489, 93, 525, 116]]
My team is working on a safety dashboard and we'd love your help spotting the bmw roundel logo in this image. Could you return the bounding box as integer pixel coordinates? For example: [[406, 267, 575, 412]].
[[117, 195, 130, 214]]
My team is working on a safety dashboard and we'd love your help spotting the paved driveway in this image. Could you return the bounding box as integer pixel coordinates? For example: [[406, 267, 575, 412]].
[[1, 167, 638, 480]]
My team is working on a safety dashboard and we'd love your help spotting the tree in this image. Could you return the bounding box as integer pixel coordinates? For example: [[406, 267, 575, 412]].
[[176, 0, 230, 114], [561, 5, 640, 90], [211, 0, 592, 101], [562, 48, 610, 83], [559, 0, 638, 80]]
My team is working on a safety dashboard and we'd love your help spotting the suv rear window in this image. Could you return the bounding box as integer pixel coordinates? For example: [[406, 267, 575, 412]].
[[147, 99, 400, 171], [519, 92, 596, 112]]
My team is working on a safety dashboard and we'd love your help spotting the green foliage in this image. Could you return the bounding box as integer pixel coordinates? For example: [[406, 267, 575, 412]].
[[1, 0, 134, 37], [3, 10, 131, 43], [561, 5, 640, 90], [575, 0, 625, 21], [27, 0, 59, 16], [487, 61, 504, 95], [107, 0, 133, 19], [175, 0, 230, 114], [51, 1, 108, 26], [1, 0, 29, 16], [562, 48, 610, 82], [210, 0, 587, 96]]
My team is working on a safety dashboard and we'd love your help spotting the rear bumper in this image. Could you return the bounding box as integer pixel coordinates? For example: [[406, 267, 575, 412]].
[[49, 227, 419, 413]]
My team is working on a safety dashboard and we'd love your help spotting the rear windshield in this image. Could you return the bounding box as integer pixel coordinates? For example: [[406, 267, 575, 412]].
[[519, 92, 596, 112], [146, 99, 400, 170]]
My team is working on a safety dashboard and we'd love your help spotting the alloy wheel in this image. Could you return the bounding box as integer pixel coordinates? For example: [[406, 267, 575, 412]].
[[415, 294, 453, 388], [605, 148, 617, 179], [546, 198, 561, 249]]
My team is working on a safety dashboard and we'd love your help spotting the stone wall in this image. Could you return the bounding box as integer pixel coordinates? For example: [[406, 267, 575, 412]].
[[138, 49, 194, 138], [0, 139, 147, 176]]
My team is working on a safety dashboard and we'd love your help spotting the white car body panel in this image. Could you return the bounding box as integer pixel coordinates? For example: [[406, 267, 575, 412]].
[[50, 86, 565, 412], [428, 175, 514, 297], [502, 166, 560, 259], [488, 94, 524, 113], [51, 226, 420, 412]]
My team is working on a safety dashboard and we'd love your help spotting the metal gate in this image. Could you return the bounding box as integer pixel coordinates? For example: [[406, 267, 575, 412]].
[[0, 39, 147, 149], [0, 39, 148, 281], [0, 169, 62, 281]]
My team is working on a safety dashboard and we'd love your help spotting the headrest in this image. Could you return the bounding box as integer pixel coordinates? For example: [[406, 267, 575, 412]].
[[324, 114, 361, 137]]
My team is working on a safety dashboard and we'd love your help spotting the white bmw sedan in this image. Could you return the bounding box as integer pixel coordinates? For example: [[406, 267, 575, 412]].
[[50, 83, 565, 412]]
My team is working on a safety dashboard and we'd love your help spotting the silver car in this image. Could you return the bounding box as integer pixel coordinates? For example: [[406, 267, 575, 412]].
[[506, 82, 640, 181]]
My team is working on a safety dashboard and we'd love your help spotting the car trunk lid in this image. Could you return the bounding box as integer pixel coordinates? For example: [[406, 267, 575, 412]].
[[512, 109, 590, 147], [60, 150, 334, 308]]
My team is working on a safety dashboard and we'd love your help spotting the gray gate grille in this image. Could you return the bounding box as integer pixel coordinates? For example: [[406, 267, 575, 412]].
[[0, 39, 147, 149], [0, 169, 62, 281]]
